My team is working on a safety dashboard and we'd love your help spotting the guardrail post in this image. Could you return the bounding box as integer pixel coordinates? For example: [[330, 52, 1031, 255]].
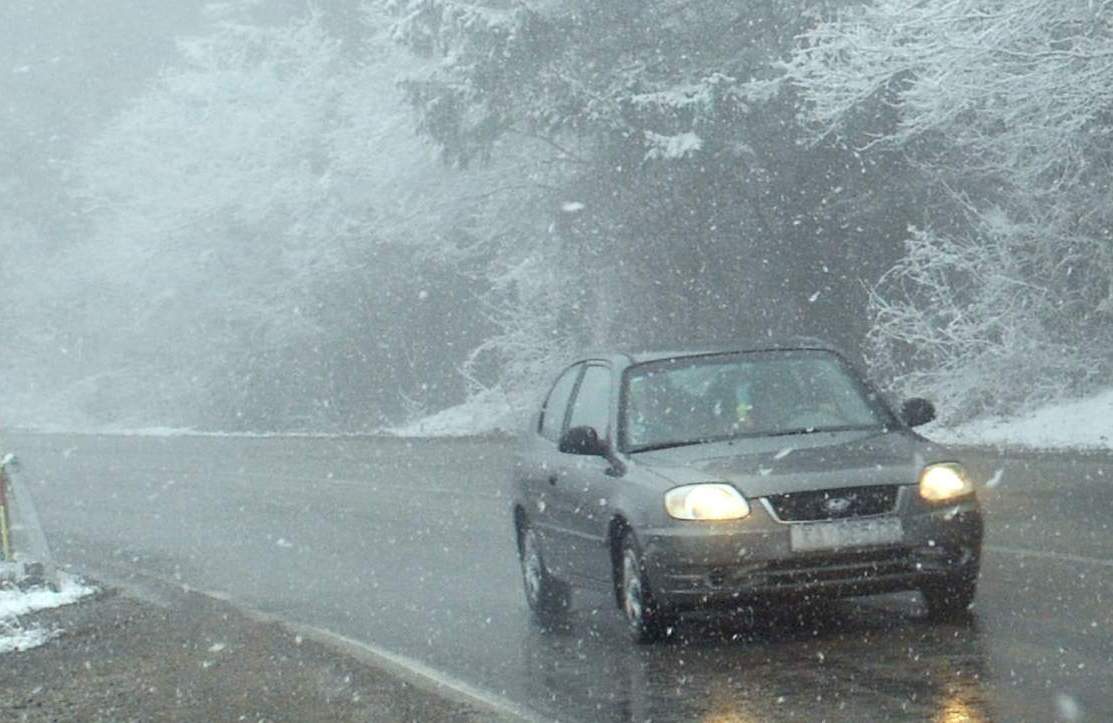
[[0, 460, 11, 561], [0, 453, 58, 588]]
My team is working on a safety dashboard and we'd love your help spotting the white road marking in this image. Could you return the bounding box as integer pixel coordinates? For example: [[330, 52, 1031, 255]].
[[290, 623, 554, 723], [986, 545, 1113, 569], [89, 565, 553, 723]]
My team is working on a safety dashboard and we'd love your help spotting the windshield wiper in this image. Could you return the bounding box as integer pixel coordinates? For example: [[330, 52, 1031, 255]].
[[627, 438, 716, 453], [630, 424, 882, 452], [762, 424, 881, 438]]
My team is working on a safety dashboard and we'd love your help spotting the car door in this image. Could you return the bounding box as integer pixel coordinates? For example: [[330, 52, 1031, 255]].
[[520, 363, 583, 572], [549, 362, 615, 584]]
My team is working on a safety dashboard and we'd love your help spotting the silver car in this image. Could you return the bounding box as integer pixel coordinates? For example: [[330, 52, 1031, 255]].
[[510, 344, 983, 643]]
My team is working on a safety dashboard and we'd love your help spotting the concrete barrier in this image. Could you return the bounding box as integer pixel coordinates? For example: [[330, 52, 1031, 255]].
[[0, 453, 57, 588]]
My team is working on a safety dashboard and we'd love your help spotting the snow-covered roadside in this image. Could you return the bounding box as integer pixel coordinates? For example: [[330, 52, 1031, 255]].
[[390, 386, 1113, 452], [10, 425, 373, 439], [0, 576, 96, 654], [33, 392, 518, 439], [14, 397, 520, 439], [16, 386, 1113, 451], [927, 388, 1113, 451], [387, 390, 517, 438]]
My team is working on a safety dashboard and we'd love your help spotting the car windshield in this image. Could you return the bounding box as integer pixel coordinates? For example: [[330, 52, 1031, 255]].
[[621, 350, 891, 452]]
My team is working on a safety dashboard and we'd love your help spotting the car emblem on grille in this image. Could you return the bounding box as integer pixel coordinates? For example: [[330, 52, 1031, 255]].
[[824, 496, 853, 515]]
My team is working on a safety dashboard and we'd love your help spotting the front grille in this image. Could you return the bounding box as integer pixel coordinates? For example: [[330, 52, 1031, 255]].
[[664, 549, 917, 595], [762, 549, 914, 588], [764, 485, 899, 522]]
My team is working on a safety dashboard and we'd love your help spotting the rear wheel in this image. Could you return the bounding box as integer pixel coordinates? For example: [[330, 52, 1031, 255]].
[[518, 523, 570, 628], [922, 575, 977, 621], [618, 532, 672, 644]]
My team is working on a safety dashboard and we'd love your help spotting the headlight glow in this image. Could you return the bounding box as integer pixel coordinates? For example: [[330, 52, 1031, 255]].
[[918, 463, 974, 502], [665, 483, 750, 521]]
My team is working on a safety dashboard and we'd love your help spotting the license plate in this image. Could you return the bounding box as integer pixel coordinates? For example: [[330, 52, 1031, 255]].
[[790, 517, 903, 553]]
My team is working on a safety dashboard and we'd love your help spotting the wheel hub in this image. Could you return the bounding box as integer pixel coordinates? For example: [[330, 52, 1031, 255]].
[[622, 550, 643, 624], [522, 531, 543, 604]]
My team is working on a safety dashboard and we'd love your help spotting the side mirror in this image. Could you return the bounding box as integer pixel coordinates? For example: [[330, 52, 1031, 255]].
[[558, 426, 608, 456], [901, 398, 936, 428]]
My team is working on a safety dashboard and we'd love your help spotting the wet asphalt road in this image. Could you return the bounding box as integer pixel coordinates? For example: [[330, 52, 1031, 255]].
[[6, 432, 1113, 722]]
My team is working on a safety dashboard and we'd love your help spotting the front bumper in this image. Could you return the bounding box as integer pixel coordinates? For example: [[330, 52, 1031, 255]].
[[639, 489, 982, 611]]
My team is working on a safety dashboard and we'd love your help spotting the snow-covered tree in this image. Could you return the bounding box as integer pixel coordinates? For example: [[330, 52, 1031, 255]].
[[62, 12, 346, 425], [50, 6, 502, 429], [381, 0, 903, 395], [787, 0, 1113, 420]]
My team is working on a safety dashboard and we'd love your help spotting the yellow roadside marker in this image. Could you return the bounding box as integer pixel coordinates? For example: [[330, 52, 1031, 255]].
[[0, 466, 10, 561]]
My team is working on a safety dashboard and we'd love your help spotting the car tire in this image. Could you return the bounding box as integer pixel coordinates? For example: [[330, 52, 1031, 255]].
[[922, 575, 977, 621], [618, 532, 672, 644], [518, 522, 570, 628]]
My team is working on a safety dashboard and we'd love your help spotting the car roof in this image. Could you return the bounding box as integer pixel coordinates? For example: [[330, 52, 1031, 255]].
[[586, 337, 845, 367]]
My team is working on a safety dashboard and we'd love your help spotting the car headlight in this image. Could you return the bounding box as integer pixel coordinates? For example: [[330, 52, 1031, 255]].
[[665, 484, 751, 521], [918, 463, 975, 503]]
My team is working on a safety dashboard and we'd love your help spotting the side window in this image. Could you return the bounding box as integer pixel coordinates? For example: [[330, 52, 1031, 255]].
[[566, 365, 612, 437], [540, 365, 582, 442]]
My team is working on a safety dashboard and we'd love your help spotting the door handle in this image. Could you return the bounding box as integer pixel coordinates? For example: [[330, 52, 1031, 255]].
[[548, 475, 558, 486]]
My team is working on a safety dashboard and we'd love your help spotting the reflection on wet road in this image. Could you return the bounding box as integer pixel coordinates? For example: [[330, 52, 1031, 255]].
[[521, 594, 994, 721], [9, 433, 1113, 721], [517, 542, 1113, 723]]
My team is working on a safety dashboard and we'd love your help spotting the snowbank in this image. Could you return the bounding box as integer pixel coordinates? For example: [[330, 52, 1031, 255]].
[[19, 386, 1113, 451], [387, 391, 516, 438], [0, 576, 96, 654], [928, 388, 1113, 451], [12, 427, 377, 439], [392, 385, 1113, 450]]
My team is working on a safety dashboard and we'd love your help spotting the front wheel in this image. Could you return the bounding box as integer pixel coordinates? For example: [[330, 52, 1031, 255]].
[[618, 533, 673, 644], [519, 523, 570, 628], [922, 575, 977, 621]]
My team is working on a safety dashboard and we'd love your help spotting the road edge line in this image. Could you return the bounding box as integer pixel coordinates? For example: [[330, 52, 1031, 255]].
[[67, 564, 554, 723], [284, 621, 552, 723]]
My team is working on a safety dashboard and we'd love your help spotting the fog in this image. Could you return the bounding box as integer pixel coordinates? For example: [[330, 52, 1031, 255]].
[[4, 3, 1113, 721], [3, 0, 1110, 433], [3, 1, 488, 431]]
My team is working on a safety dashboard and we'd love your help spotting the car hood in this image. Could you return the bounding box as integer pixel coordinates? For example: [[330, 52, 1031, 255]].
[[630, 428, 952, 498]]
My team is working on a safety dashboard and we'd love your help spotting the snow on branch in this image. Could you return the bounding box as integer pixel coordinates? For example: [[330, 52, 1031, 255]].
[[788, 0, 1113, 421], [643, 131, 703, 161]]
